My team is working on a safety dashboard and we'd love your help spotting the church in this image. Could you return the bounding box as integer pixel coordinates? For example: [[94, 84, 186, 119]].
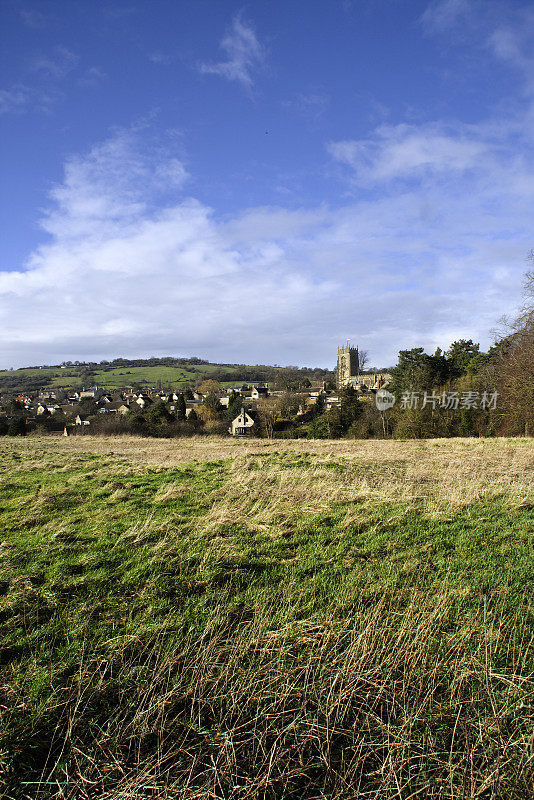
[[336, 343, 391, 392], [336, 343, 360, 390]]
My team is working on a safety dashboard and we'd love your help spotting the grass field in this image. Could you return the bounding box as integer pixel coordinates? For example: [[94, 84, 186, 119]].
[[0, 367, 80, 391], [0, 436, 533, 799], [0, 363, 241, 392], [89, 364, 232, 389]]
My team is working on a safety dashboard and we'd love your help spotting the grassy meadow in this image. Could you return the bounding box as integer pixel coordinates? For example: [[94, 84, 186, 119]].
[[89, 364, 231, 389], [0, 436, 533, 799], [0, 363, 239, 393]]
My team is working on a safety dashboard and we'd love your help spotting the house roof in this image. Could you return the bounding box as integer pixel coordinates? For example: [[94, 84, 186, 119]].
[[232, 408, 255, 426]]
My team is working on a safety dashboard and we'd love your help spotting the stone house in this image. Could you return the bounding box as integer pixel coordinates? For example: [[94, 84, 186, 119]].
[[229, 408, 255, 436], [80, 388, 104, 400], [251, 386, 269, 400], [135, 395, 152, 409]]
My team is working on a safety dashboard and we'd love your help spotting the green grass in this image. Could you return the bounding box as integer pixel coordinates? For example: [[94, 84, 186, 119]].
[[0, 363, 248, 393], [0, 441, 533, 798], [89, 363, 232, 389]]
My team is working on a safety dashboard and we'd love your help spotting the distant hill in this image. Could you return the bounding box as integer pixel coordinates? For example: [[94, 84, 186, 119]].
[[0, 356, 334, 395]]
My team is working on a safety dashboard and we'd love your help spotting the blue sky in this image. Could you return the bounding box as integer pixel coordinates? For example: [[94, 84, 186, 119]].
[[1, 0, 533, 369]]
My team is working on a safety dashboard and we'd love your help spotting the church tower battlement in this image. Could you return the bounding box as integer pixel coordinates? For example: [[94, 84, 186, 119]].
[[337, 342, 359, 390]]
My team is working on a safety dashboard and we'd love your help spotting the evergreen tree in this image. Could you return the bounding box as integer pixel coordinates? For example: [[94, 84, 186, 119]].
[[445, 340, 481, 378], [147, 400, 172, 424], [327, 406, 345, 438], [226, 391, 242, 421], [312, 394, 325, 418], [175, 393, 187, 421], [389, 348, 450, 395], [307, 414, 330, 438], [340, 385, 362, 430]]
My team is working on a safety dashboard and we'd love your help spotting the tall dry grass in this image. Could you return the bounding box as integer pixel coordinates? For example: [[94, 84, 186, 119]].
[[21, 587, 533, 800], [7, 434, 531, 530]]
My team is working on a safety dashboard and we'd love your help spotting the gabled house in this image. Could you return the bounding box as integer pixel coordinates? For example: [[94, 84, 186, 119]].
[[251, 386, 269, 400], [135, 395, 152, 409], [108, 401, 130, 415], [230, 408, 255, 436]]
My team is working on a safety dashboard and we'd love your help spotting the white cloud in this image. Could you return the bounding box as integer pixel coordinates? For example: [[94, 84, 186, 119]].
[[41, 132, 189, 240], [0, 124, 531, 370], [199, 15, 264, 89], [327, 123, 493, 184]]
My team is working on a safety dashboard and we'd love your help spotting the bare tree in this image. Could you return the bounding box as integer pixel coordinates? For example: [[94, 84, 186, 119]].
[[358, 350, 369, 372], [256, 396, 284, 438], [495, 258, 534, 436]]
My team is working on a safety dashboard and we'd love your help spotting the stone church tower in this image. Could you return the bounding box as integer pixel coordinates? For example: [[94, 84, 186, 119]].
[[337, 343, 359, 390]]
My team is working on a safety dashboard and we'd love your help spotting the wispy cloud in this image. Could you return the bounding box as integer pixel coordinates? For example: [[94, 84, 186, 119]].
[[78, 66, 107, 88], [198, 15, 264, 89], [103, 5, 138, 20], [1, 46, 107, 115], [284, 92, 329, 120], [327, 123, 494, 184], [0, 86, 30, 115], [31, 46, 79, 78], [148, 52, 173, 65], [421, 0, 534, 94], [489, 8, 534, 94], [19, 6, 46, 27], [420, 0, 477, 33], [0, 83, 63, 115]]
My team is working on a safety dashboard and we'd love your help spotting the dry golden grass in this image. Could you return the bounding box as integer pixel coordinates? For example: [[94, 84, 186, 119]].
[[3, 435, 532, 534]]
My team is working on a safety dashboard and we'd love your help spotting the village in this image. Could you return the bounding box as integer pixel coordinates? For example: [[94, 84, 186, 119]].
[[0, 346, 391, 438]]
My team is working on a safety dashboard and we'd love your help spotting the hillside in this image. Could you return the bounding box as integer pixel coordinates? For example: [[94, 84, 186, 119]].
[[1, 436, 533, 798], [0, 357, 334, 395]]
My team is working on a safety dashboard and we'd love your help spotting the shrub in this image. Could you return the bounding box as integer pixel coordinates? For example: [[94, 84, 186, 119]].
[[7, 417, 26, 436]]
